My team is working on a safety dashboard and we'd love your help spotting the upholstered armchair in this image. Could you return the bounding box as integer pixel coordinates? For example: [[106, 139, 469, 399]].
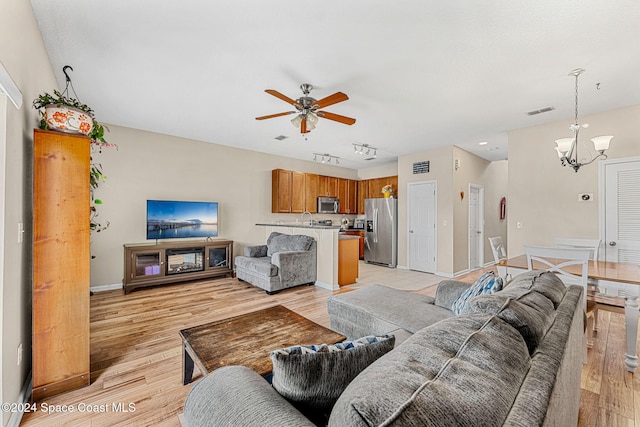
[[235, 232, 317, 294]]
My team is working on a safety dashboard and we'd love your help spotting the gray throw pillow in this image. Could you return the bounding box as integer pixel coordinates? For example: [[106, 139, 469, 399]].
[[270, 335, 395, 411], [266, 232, 314, 256]]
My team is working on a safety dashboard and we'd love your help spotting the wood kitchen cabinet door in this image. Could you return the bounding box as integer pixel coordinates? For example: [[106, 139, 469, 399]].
[[272, 169, 293, 213], [358, 180, 369, 214], [291, 171, 305, 213], [272, 169, 305, 213], [304, 173, 319, 213]]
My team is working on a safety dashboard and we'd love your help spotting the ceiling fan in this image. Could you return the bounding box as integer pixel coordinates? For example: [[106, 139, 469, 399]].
[[255, 84, 356, 134]]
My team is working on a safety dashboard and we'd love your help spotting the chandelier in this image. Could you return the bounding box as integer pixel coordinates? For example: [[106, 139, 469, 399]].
[[554, 68, 613, 172]]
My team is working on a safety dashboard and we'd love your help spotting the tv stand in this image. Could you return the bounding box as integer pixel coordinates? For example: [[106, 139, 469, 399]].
[[123, 239, 233, 294]]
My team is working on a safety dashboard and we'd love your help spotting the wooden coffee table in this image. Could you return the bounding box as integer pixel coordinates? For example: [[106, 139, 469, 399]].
[[179, 304, 346, 384]]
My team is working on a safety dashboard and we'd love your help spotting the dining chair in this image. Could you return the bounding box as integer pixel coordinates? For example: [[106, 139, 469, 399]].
[[553, 237, 601, 261], [524, 245, 596, 362], [488, 236, 507, 264]]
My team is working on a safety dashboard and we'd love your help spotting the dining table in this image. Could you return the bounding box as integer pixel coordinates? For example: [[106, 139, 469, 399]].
[[498, 255, 640, 372]]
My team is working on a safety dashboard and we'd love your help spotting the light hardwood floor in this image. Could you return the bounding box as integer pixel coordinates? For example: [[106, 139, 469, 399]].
[[19, 263, 638, 426]]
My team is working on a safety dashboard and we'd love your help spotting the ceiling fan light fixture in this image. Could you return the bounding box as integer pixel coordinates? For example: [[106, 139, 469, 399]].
[[291, 114, 302, 128]]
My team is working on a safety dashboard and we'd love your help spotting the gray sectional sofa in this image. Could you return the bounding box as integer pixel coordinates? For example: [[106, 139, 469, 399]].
[[183, 271, 583, 426], [235, 232, 317, 294]]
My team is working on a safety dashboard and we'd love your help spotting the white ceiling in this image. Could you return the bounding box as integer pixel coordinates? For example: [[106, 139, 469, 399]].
[[30, 0, 640, 169]]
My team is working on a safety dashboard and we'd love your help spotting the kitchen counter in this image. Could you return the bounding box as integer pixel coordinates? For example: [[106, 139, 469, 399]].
[[255, 222, 342, 230], [338, 235, 360, 240]]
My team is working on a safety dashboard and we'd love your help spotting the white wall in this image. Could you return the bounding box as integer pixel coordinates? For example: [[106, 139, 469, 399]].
[[0, 1, 59, 424], [398, 146, 455, 274], [397, 146, 508, 276], [507, 104, 640, 257], [357, 162, 398, 180], [89, 124, 360, 287]]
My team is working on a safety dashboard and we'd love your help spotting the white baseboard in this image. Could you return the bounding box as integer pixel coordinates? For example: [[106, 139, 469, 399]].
[[7, 371, 32, 427], [314, 281, 339, 291], [396, 264, 409, 270], [90, 282, 123, 293], [454, 269, 470, 278], [436, 271, 454, 278]]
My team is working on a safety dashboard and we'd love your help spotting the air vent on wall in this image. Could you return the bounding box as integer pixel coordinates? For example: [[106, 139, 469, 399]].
[[526, 106, 555, 116]]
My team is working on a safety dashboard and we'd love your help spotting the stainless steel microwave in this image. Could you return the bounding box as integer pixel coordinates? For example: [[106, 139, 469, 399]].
[[317, 197, 340, 214]]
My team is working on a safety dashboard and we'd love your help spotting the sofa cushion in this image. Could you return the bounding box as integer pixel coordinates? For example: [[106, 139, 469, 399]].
[[329, 313, 531, 427], [451, 271, 503, 315], [267, 232, 314, 256], [505, 270, 566, 308], [235, 256, 277, 277], [327, 284, 452, 336], [461, 292, 555, 354], [271, 335, 395, 412]]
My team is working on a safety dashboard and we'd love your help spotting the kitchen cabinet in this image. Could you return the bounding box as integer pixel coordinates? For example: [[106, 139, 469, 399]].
[[357, 180, 368, 214], [304, 173, 319, 213], [272, 169, 305, 213], [367, 176, 399, 199], [344, 230, 365, 259], [272, 169, 397, 214], [319, 175, 339, 197], [338, 178, 358, 214], [338, 236, 359, 285]]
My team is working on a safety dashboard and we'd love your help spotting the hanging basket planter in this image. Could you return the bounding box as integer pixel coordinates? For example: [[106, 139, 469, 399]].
[[43, 104, 94, 135]]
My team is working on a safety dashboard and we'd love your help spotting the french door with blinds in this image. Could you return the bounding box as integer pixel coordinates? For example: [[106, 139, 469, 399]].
[[602, 157, 640, 263]]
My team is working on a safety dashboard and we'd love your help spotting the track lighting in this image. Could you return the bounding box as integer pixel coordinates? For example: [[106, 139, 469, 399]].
[[352, 143, 377, 158], [313, 152, 340, 165]]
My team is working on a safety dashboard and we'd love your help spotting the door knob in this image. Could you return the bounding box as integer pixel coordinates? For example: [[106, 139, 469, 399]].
[[609, 241, 617, 246], [409, 230, 414, 233]]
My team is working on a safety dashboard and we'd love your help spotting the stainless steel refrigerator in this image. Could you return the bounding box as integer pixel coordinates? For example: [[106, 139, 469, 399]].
[[364, 198, 398, 267]]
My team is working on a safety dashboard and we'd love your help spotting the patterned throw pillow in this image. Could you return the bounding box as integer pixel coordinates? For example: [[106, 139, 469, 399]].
[[451, 271, 503, 315], [270, 335, 395, 412]]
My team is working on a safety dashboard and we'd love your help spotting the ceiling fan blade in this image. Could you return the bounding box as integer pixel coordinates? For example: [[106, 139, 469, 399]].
[[301, 117, 308, 133], [265, 90, 301, 107], [311, 92, 349, 109], [255, 111, 296, 120], [316, 111, 356, 125]]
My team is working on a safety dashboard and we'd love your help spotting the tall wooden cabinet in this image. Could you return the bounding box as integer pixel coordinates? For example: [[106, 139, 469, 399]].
[[33, 129, 90, 401]]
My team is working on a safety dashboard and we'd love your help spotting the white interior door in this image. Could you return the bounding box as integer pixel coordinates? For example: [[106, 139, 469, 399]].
[[603, 158, 640, 263], [408, 181, 436, 273], [468, 185, 484, 269]]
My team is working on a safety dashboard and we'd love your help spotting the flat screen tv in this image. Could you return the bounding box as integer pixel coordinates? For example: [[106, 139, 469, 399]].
[[147, 200, 218, 240]]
